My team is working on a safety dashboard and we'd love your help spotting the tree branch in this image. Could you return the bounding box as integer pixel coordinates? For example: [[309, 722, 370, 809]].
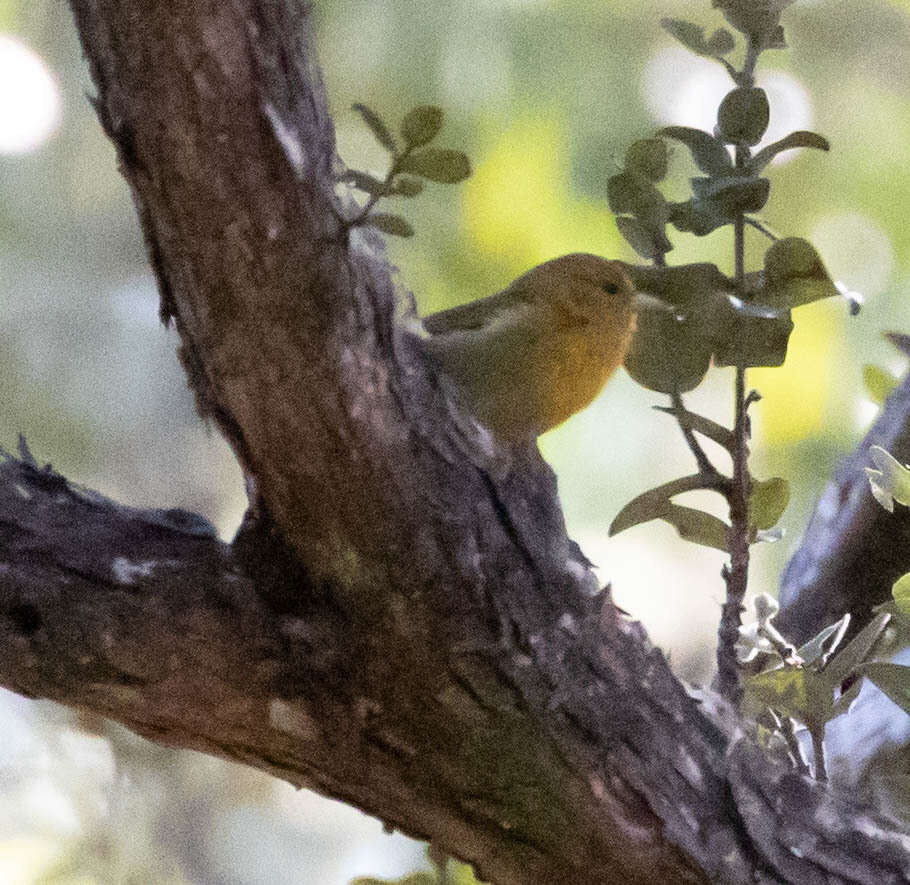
[[779, 340, 910, 643]]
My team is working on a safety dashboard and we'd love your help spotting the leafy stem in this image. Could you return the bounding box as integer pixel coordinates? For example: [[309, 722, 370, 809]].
[[347, 146, 413, 228], [670, 390, 720, 479], [339, 104, 471, 238]]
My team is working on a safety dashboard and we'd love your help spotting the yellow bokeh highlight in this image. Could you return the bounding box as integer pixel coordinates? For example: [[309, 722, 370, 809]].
[[0, 837, 69, 885], [751, 302, 842, 445], [462, 113, 624, 278]]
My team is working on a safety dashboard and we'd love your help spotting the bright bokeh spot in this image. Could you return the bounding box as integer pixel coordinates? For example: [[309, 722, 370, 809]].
[[757, 70, 813, 157], [642, 49, 814, 165], [462, 114, 623, 276], [0, 34, 61, 154], [0, 836, 63, 885], [642, 47, 729, 131], [810, 210, 895, 297]]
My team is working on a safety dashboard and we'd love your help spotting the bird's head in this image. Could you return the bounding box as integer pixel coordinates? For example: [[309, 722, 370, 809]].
[[528, 253, 637, 329]]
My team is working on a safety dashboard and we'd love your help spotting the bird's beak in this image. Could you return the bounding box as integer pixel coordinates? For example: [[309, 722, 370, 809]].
[[632, 292, 675, 313]]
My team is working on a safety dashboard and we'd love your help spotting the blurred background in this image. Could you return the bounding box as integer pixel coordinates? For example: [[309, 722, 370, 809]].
[[0, 0, 907, 881]]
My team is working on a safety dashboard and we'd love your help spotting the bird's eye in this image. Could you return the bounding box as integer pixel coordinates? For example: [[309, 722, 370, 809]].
[[603, 282, 619, 295]]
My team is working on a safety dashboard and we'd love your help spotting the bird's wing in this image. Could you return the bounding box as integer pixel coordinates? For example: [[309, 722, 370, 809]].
[[422, 278, 535, 334]]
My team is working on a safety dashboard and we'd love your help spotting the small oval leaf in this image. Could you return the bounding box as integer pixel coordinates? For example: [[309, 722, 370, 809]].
[[706, 27, 735, 55], [711, 305, 794, 369], [401, 105, 444, 147], [760, 237, 839, 309], [858, 662, 910, 715], [659, 126, 733, 176], [352, 103, 397, 153], [749, 476, 790, 531], [388, 175, 425, 197], [717, 87, 770, 146], [616, 216, 663, 260], [367, 212, 415, 237], [660, 18, 711, 55], [750, 130, 830, 173], [823, 612, 890, 687], [862, 364, 898, 406], [607, 170, 666, 219], [662, 503, 730, 551], [609, 474, 726, 536], [625, 138, 669, 181], [892, 573, 910, 619], [399, 148, 471, 183], [341, 169, 387, 195], [866, 445, 910, 512], [624, 307, 713, 393]]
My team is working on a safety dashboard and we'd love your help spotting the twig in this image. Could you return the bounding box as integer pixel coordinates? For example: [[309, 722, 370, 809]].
[[670, 390, 720, 478]]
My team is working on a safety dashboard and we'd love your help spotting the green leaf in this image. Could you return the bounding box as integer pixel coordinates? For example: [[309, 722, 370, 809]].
[[624, 306, 713, 393], [823, 611, 890, 687], [388, 176, 425, 197], [352, 103, 398, 153], [661, 503, 730, 551], [661, 18, 733, 58], [749, 130, 830, 173], [743, 666, 809, 721], [668, 199, 727, 236], [717, 87, 770, 146], [693, 175, 771, 213], [652, 405, 735, 451], [759, 238, 840, 309], [367, 213, 415, 237], [658, 126, 733, 176], [620, 262, 732, 311], [712, 0, 795, 45], [862, 364, 898, 406], [893, 573, 910, 618], [660, 18, 713, 54], [609, 474, 727, 536], [711, 303, 794, 369], [669, 176, 770, 236], [797, 613, 851, 668], [749, 476, 789, 531], [866, 445, 910, 513], [401, 105, 444, 147], [341, 169, 388, 196], [399, 148, 471, 183], [705, 27, 736, 55], [607, 171, 667, 223], [858, 662, 910, 714], [625, 138, 669, 181], [615, 216, 668, 260]]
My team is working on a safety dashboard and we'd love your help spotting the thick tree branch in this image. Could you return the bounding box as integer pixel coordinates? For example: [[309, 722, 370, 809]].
[[0, 1, 904, 882], [779, 340, 910, 643]]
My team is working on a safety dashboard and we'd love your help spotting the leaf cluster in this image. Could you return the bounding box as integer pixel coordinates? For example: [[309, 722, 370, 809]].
[[743, 603, 893, 778], [609, 410, 789, 552], [607, 2, 836, 397], [607, 0, 851, 562], [341, 104, 471, 237]]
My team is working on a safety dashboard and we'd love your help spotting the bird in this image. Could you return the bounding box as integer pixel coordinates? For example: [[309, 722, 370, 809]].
[[420, 253, 637, 444]]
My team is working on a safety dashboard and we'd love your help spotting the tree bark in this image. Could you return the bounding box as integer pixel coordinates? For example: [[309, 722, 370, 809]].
[[0, 1, 906, 882]]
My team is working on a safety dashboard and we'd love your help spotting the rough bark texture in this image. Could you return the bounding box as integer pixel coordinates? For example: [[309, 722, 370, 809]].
[[0, 1, 906, 883]]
